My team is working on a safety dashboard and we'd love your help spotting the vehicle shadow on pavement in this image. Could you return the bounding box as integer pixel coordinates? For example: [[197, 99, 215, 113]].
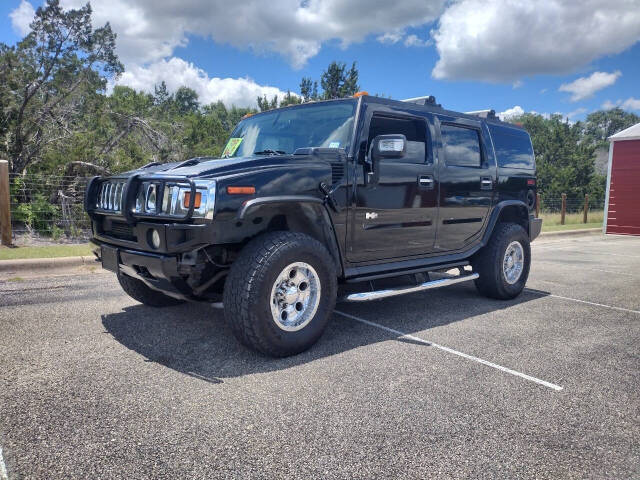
[[101, 283, 548, 383]]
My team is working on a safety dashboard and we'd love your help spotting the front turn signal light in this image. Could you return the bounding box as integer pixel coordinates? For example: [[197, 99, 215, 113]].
[[183, 191, 202, 208]]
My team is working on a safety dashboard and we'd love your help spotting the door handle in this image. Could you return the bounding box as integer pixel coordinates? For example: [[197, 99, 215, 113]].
[[480, 177, 493, 190], [418, 175, 434, 190]]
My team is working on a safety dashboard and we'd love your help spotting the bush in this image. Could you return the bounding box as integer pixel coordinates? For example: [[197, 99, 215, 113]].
[[12, 194, 61, 235]]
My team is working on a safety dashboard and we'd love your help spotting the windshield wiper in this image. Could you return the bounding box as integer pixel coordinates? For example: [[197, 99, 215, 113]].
[[254, 149, 286, 156]]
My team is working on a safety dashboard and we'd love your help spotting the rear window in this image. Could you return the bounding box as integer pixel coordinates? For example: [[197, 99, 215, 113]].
[[489, 125, 535, 170]]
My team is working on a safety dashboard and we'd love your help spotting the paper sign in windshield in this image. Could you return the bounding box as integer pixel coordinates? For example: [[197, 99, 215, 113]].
[[222, 138, 243, 157]]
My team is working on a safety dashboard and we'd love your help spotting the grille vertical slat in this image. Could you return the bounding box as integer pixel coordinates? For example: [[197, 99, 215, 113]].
[[96, 180, 126, 213]]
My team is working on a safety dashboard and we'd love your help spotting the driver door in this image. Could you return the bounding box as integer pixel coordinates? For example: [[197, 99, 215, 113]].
[[348, 111, 438, 263]]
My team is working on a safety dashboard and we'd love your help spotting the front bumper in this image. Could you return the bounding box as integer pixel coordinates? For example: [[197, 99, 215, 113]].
[[93, 217, 211, 254], [91, 240, 194, 301], [529, 216, 542, 241]]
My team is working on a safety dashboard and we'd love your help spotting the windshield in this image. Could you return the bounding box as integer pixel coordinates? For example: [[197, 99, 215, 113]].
[[223, 100, 357, 158]]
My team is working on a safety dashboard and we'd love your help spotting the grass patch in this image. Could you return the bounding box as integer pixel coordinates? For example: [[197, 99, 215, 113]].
[[0, 243, 92, 260], [542, 222, 602, 232], [539, 210, 604, 227]]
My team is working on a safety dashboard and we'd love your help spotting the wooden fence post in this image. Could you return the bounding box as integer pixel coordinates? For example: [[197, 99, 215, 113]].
[[561, 193, 567, 225], [583, 194, 589, 224], [536, 193, 540, 218], [0, 160, 11, 246]]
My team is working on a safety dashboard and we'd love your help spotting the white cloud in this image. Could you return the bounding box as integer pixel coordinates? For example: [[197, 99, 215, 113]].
[[432, 0, 640, 82], [60, 0, 444, 68], [403, 34, 430, 47], [602, 97, 640, 111], [9, 0, 35, 36], [559, 71, 621, 101], [512, 80, 523, 89], [497, 105, 525, 120], [377, 32, 404, 45], [113, 57, 293, 108], [622, 98, 640, 111]]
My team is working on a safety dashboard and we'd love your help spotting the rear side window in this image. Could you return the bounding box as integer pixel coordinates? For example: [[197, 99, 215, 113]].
[[441, 124, 482, 167], [489, 125, 535, 170], [368, 115, 427, 163]]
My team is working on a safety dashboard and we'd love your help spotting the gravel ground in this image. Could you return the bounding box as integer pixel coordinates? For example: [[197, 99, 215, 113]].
[[0, 234, 639, 479]]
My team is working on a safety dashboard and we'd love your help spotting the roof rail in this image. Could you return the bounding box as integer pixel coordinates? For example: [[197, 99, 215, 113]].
[[465, 109, 498, 120], [401, 95, 441, 108]]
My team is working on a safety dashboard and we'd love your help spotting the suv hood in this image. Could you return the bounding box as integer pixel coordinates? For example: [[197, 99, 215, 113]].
[[117, 154, 321, 179]]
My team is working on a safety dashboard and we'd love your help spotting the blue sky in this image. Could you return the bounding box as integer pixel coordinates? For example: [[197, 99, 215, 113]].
[[2, 0, 639, 120]]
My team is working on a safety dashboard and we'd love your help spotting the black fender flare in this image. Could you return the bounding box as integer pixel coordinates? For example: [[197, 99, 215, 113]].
[[237, 195, 344, 276], [482, 200, 532, 244]]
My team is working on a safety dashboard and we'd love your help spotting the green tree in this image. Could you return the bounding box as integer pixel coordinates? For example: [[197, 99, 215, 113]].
[[0, 0, 123, 174], [340, 62, 360, 97], [280, 90, 302, 107], [516, 113, 604, 204], [582, 108, 640, 149], [300, 77, 312, 101], [320, 61, 346, 99], [173, 86, 200, 115], [153, 81, 172, 109]]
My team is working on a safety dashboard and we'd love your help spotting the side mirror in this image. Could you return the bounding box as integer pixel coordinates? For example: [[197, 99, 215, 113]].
[[366, 134, 407, 186], [372, 134, 407, 161]]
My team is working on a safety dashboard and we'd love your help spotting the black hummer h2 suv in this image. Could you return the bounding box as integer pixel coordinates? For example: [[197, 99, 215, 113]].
[[85, 94, 542, 357]]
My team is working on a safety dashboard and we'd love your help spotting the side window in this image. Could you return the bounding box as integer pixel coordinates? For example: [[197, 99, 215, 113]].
[[368, 115, 427, 163], [441, 124, 482, 167]]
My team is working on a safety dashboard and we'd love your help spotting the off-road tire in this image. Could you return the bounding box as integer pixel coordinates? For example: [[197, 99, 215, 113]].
[[117, 272, 184, 307], [472, 222, 530, 300], [223, 231, 337, 357]]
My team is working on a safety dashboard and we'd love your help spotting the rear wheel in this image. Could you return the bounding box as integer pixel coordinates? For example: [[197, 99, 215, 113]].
[[223, 231, 337, 357], [117, 272, 184, 307], [473, 222, 530, 299]]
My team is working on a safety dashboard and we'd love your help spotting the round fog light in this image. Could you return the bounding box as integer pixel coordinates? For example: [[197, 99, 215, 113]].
[[150, 229, 161, 249]]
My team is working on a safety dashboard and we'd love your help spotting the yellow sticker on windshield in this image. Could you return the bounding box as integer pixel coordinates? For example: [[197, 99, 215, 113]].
[[222, 138, 243, 157]]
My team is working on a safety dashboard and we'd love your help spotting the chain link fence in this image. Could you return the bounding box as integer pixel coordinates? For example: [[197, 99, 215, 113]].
[[3, 172, 606, 245]]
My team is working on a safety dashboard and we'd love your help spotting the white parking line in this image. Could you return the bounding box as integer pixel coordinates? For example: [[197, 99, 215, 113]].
[[534, 262, 639, 278], [525, 289, 640, 315], [0, 446, 8, 480], [334, 310, 563, 391]]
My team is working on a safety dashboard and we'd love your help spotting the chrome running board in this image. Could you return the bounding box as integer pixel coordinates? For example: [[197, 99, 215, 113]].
[[343, 273, 479, 302]]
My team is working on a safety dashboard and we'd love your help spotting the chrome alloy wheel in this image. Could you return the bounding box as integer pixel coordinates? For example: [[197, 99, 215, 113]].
[[503, 240, 525, 284], [269, 262, 321, 332]]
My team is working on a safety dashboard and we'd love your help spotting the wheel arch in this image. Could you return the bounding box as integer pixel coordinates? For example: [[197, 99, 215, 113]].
[[482, 200, 530, 243], [237, 197, 344, 276]]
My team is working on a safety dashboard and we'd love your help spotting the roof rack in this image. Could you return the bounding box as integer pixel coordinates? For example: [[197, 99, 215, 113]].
[[465, 109, 498, 120], [401, 95, 441, 108]]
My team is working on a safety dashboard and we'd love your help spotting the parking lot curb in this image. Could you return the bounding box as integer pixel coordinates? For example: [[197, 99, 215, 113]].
[[0, 255, 97, 274], [539, 227, 602, 238]]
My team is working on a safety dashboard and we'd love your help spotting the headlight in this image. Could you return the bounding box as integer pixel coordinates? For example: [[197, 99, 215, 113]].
[[135, 179, 216, 220]]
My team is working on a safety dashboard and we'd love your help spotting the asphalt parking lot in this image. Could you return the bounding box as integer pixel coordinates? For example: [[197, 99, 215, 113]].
[[1, 233, 639, 479]]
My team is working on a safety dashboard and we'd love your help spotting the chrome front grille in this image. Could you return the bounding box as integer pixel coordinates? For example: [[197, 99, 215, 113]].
[[97, 180, 126, 212]]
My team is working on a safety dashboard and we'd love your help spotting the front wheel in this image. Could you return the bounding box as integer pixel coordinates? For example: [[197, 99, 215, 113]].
[[472, 222, 531, 299], [223, 232, 337, 357]]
